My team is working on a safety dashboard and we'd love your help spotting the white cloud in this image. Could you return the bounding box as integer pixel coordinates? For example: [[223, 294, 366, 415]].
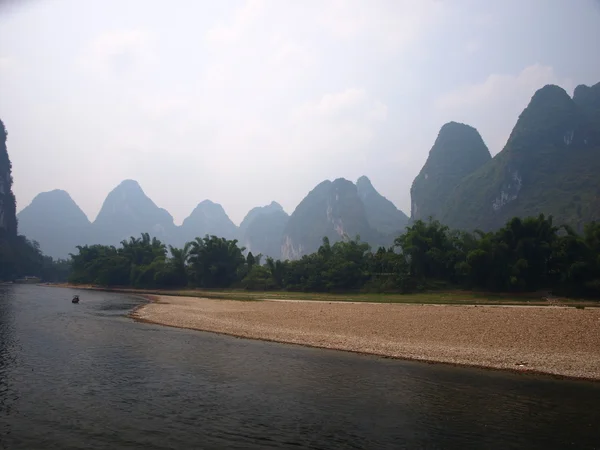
[[435, 64, 574, 153], [311, 88, 368, 116], [0, 56, 15, 72], [317, 0, 445, 52], [464, 40, 482, 54], [287, 89, 389, 159], [4, 0, 600, 226], [77, 29, 157, 80], [205, 0, 266, 45]]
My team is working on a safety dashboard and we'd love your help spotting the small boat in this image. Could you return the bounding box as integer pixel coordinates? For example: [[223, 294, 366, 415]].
[[72, 295, 80, 304]]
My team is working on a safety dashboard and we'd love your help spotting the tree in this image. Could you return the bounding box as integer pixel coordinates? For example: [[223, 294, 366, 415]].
[[168, 242, 192, 286], [189, 235, 246, 288], [63, 215, 600, 298]]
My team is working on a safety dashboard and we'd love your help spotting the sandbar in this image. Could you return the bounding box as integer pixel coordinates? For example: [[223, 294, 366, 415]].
[[131, 295, 600, 380]]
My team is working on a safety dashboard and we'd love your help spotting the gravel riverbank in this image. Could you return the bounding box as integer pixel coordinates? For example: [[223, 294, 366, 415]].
[[131, 295, 600, 380]]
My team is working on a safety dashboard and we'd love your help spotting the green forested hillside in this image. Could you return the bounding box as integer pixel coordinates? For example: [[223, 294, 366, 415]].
[[410, 121, 491, 222], [438, 83, 600, 232]]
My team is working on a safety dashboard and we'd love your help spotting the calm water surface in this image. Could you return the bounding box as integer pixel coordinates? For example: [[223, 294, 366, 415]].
[[1, 285, 599, 449]]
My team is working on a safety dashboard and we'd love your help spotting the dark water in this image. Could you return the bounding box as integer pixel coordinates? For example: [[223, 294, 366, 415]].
[[1, 286, 599, 449]]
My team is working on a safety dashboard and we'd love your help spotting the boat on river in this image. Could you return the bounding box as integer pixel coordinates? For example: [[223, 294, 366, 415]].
[[72, 295, 80, 304]]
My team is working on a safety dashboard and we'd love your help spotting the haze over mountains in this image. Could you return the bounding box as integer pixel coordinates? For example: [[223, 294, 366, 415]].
[[17, 175, 405, 260], [15, 80, 600, 260]]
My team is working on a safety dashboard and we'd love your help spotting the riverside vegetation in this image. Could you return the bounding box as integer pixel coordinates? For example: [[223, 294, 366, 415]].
[[68, 214, 600, 298]]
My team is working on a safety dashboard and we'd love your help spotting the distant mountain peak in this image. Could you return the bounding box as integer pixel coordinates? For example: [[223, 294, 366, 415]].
[[573, 83, 596, 101], [430, 122, 486, 155], [332, 177, 351, 184], [179, 199, 238, 244], [440, 120, 476, 131], [281, 177, 382, 260], [530, 84, 570, 103], [192, 199, 225, 212], [356, 176, 408, 235], [356, 176, 375, 194], [23, 188, 88, 218], [514, 85, 573, 123], [267, 201, 283, 210], [115, 179, 143, 192], [501, 82, 581, 157], [17, 188, 91, 259], [357, 174, 374, 186], [239, 200, 287, 238], [93, 179, 175, 245], [410, 121, 491, 222], [573, 82, 600, 126], [31, 188, 73, 202]]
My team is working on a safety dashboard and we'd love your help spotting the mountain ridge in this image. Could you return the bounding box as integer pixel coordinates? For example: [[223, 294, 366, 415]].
[[436, 82, 600, 231], [19, 175, 406, 260], [18, 79, 600, 260]]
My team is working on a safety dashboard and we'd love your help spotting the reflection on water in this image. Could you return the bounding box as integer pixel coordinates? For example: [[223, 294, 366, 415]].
[[0, 285, 599, 449]]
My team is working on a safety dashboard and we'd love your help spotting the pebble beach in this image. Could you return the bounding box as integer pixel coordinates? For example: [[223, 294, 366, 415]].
[[131, 295, 600, 380]]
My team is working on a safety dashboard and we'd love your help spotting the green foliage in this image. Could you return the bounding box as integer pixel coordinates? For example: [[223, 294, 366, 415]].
[[241, 265, 276, 291], [0, 230, 69, 282], [67, 214, 600, 298], [188, 235, 246, 288]]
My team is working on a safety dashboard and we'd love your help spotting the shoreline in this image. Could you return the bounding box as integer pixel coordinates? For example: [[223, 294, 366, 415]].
[[45, 283, 600, 307], [130, 294, 600, 382]]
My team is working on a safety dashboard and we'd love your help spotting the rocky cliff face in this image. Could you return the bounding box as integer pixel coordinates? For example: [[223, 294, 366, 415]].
[[240, 202, 289, 259], [239, 201, 283, 236], [410, 121, 491, 222], [178, 199, 239, 245], [0, 120, 17, 236], [280, 178, 379, 260], [92, 179, 176, 246], [17, 190, 91, 259], [439, 82, 600, 231], [357, 176, 408, 235]]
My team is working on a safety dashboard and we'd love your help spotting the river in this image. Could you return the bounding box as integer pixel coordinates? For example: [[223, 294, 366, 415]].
[[1, 285, 599, 449]]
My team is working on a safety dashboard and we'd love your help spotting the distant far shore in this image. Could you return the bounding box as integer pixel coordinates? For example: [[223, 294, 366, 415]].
[[130, 294, 600, 381], [44, 283, 599, 307]]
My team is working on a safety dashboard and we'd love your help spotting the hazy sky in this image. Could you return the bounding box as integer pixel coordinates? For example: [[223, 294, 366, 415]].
[[1, 0, 599, 225]]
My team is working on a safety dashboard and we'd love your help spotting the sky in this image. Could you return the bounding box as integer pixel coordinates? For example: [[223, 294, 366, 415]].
[[1, 0, 599, 225]]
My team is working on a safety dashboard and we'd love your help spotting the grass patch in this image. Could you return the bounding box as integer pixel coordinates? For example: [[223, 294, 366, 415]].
[[58, 284, 599, 307]]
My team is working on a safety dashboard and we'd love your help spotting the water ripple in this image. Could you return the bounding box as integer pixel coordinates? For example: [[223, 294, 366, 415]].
[[0, 285, 599, 449]]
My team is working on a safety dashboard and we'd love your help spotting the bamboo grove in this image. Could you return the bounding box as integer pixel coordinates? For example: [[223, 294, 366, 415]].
[[68, 214, 600, 297]]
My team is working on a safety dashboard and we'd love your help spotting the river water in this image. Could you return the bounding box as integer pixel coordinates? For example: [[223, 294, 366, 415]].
[[1, 285, 599, 449]]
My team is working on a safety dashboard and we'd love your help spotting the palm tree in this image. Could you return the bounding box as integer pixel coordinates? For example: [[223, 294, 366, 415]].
[[169, 241, 192, 284]]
